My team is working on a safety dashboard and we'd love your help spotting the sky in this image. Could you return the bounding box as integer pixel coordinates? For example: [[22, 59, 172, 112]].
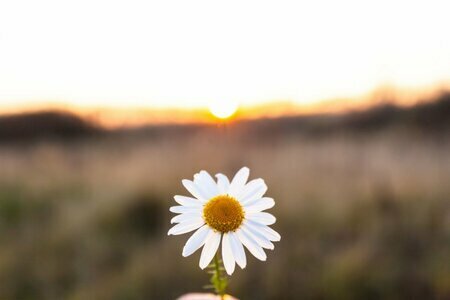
[[0, 0, 450, 111]]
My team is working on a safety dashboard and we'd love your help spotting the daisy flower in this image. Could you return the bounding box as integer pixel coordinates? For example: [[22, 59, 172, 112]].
[[168, 167, 281, 275]]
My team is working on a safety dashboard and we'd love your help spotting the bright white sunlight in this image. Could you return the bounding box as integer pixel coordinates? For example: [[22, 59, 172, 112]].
[[1, 0, 450, 115], [209, 101, 239, 119]]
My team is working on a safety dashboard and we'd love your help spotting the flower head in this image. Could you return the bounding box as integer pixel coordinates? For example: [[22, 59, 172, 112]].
[[168, 167, 281, 275]]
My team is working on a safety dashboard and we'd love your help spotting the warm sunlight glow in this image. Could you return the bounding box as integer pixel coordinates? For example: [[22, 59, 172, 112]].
[[0, 0, 450, 112], [209, 101, 239, 119]]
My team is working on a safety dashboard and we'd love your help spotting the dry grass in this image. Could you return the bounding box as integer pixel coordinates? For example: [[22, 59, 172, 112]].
[[0, 121, 449, 299]]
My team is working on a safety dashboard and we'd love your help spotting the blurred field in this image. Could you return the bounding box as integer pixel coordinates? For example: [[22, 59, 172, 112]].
[[0, 96, 449, 299]]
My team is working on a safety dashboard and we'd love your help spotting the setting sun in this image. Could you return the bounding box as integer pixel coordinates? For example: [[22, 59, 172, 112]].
[[209, 101, 239, 119]]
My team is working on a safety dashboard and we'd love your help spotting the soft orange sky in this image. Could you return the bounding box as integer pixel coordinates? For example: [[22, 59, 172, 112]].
[[1, 86, 444, 127], [1, 0, 450, 117]]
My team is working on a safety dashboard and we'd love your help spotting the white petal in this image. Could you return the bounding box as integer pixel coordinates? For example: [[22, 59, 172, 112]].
[[215, 173, 230, 194], [236, 229, 267, 261], [199, 231, 221, 269], [194, 171, 219, 199], [182, 225, 211, 257], [241, 223, 274, 250], [222, 233, 236, 275], [182, 179, 208, 202], [246, 220, 281, 242], [231, 167, 250, 186], [228, 167, 250, 197], [244, 197, 275, 212], [229, 232, 247, 269], [243, 196, 272, 208], [246, 212, 276, 225], [169, 206, 200, 214], [167, 218, 204, 235], [171, 212, 201, 224], [238, 179, 267, 204], [174, 195, 203, 207]]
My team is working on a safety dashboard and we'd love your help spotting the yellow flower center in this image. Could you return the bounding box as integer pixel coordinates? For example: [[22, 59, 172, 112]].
[[203, 194, 244, 233]]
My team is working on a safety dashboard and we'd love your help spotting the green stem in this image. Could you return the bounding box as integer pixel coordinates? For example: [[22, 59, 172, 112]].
[[214, 254, 224, 298], [211, 253, 227, 299]]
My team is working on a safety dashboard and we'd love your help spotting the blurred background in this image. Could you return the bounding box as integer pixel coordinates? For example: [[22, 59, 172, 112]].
[[1, 1, 450, 299]]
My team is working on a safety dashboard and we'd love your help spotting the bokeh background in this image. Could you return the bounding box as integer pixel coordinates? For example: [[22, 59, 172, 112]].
[[1, 1, 450, 299], [0, 95, 449, 299]]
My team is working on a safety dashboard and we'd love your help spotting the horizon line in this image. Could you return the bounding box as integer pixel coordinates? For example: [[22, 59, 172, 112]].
[[0, 86, 448, 128]]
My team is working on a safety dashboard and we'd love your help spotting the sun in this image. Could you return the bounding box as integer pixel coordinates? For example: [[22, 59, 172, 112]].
[[209, 101, 239, 119]]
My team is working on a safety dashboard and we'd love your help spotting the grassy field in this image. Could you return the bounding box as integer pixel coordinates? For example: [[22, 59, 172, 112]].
[[0, 97, 449, 299]]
